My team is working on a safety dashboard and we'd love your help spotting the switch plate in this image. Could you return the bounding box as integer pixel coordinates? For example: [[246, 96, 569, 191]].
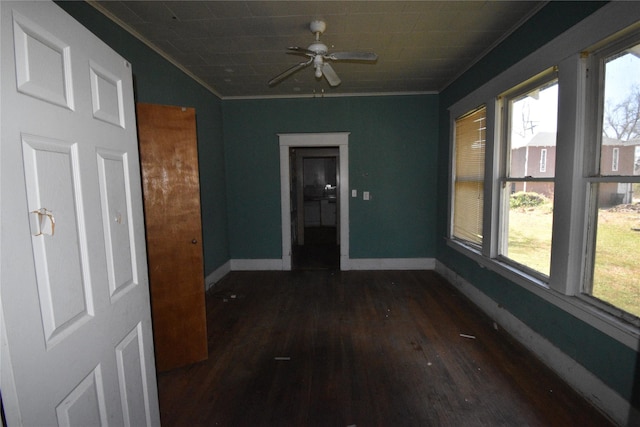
[[363, 191, 370, 201], [352, 189, 357, 198]]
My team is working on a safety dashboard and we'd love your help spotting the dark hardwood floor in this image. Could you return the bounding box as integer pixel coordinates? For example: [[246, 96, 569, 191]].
[[157, 270, 613, 426]]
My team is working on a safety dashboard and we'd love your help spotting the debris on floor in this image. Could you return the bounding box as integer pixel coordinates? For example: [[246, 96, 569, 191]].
[[211, 291, 243, 303], [459, 333, 476, 339]]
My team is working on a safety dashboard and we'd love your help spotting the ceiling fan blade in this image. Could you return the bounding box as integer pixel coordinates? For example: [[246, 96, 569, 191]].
[[322, 63, 341, 87], [328, 51, 378, 61], [287, 46, 315, 56], [268, 58, 313, 86]]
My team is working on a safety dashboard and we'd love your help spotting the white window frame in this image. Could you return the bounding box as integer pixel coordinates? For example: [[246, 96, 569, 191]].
[[448, 102, 497, 260], [579, 30, 640, 324], [611, 147, 619, 172], [496, 71, 557, 282], [447, 2, 640, 350], [540, 148, 548, 173]]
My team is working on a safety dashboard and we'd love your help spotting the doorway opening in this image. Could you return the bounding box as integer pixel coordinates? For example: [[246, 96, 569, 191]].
[[291, 149, 339, 270], [278, 132, 349, 271]]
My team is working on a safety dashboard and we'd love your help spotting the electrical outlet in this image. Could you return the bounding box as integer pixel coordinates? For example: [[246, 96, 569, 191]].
[[363, 191, 370, 201], [352, 189, 357, 198]]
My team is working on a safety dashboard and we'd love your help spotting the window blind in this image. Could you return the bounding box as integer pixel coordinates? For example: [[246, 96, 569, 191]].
[[453, 107, 486, 246]]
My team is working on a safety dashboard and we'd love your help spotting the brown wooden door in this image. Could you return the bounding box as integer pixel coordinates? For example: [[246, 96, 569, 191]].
[[136, 103, 208, 371]]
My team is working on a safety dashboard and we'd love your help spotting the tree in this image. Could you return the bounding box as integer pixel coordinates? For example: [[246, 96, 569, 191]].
[[603, 84, 640, 141]]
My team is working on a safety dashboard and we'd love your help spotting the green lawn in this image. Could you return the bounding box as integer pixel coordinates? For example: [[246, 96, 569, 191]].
[[592, 207, 640, 317], [506, 203, 639, 318], [507, 205, 553, 276]]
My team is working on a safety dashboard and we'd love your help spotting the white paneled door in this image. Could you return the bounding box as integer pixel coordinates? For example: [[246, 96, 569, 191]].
[[1, 1, 160, 425]]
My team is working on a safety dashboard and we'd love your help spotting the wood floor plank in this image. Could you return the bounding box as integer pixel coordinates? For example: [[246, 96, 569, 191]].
[[157, 270, 613, 426]]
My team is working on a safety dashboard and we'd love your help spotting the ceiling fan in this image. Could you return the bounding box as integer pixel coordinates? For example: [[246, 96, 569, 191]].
[[268, 20, 378, 87]]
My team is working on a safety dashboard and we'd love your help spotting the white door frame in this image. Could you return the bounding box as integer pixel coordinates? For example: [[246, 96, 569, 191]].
[[279, 133, 350, 270]]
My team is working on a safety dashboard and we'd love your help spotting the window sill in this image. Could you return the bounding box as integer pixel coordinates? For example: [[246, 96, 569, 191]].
[[445, 238, 640, 350]]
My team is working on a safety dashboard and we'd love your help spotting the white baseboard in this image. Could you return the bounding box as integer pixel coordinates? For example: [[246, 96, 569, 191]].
[[227, 257, 435, 272], [346, 257, 435, 270], [205, 261, 231, 291], [230, 259, 284, 271], [434, 260, 637, 426]]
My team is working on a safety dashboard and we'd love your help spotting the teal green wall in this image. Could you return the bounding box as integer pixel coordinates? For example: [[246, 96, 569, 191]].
[[223, 95, 439, 259], [438, 1, 639, 411], [56, 1, 230, 275], [56, 1, 439, 268]]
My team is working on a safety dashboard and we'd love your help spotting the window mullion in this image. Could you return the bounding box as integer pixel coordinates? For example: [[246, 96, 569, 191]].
[[483, 99, 500, 258], [548, 53, 590, 295]]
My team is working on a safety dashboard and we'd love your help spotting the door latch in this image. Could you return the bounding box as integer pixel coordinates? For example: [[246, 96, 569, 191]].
[[30, 208, 55, 236]]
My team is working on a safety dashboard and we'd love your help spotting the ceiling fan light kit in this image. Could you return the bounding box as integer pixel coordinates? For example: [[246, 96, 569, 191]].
[[268, 20, 378, 89]]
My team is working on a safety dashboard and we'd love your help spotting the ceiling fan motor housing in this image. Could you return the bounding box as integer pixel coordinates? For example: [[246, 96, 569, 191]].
[[307, 42, 328, 55]]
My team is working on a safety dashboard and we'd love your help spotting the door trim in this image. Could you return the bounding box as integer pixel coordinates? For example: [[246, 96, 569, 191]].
[[279, 133, 349, 270]]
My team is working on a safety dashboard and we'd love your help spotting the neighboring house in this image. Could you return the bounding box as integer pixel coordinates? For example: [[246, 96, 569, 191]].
[[511, 133, 640, 206], [599, 136, 640, 205], [510, 131, 556, 198]]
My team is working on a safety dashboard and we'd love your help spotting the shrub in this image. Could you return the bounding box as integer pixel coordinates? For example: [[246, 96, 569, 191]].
[[510, 191, 546, 209]]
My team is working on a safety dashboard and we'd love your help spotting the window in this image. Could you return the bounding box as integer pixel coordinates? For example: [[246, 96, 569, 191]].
[[447, 7, 640, 337], [452, 106, 486, 247], [584, 35, 640, 319], [499, 76, 558, 278]]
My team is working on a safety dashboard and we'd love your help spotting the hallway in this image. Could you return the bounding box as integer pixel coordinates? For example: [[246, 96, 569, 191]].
[[292, 227, 339, 270]]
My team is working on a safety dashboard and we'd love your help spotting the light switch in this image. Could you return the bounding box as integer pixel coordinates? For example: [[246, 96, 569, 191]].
[[352, 189, 357, 198], [363, 191, 370, 201]]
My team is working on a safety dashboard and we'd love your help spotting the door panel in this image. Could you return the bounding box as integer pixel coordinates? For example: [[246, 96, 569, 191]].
[[1, 2, 160, 425], [22, 135, 93, 347], [97, 149, 138, 302], [115, 323, 155, 427], [12, 8, 74, 109], [136, 103, 208, 372], [90, 61, 126, 127], [56, 367, 108, 426]]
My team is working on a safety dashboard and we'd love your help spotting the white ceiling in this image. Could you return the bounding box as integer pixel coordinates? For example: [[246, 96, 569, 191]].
[[91, 1, 546, 99]]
